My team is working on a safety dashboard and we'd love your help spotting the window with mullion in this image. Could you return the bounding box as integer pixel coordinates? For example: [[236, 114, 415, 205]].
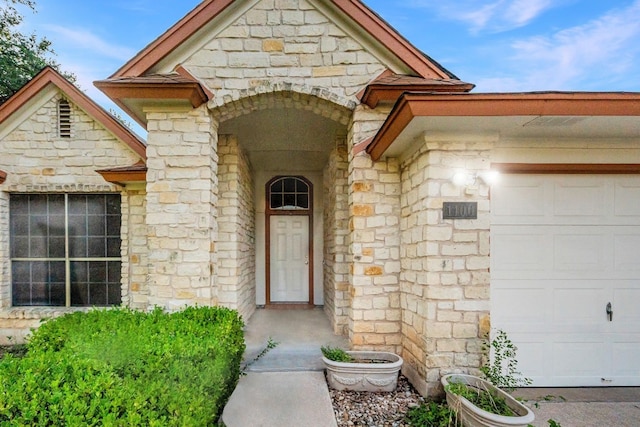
[[269, 177, 310, 210], [10, 194, 122, 307]]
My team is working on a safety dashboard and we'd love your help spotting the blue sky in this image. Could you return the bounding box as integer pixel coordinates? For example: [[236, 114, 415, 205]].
[[17, 0, 640, 121]]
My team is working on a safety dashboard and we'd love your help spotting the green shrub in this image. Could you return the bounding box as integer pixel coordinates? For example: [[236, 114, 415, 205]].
[[0, 306, 245, 426], [405, 401, 461, 426], [480, 329, 532, 391]]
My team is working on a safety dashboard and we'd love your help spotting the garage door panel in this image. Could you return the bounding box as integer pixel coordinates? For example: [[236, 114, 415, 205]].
[[610, 338, 640, 381], [554, 233, 606, 272], [491, 174, 640, 386], [552, 339, 606, 379], [491, 231, 548, 273], [614, 234, 640, 271], [554, 287, 607, 329], [491, 177, 547, 220], [491, 285, 547, 326], [553, 179, 607, 218], [508, 337, 547, 380], [613, 288, 640, 328], [495, 228, 640, 279], [614, 180, 640, 217]]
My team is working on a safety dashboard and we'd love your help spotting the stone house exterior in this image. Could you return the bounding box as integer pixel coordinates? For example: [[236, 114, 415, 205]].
[[1, 0, 640, 395]]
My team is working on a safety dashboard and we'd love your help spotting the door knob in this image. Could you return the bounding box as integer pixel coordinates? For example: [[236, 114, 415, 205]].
[[606, 302, 613, 322]]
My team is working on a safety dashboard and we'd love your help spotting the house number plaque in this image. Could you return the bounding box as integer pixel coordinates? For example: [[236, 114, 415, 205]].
[[442, 202, 477, 219]]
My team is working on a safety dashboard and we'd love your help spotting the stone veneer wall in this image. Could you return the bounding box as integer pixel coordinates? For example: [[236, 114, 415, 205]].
[[144, 106, 219, 310], [347, 105, 401, 352], [184, 0, 385, 108], [0, 192, 9, 308], [0, 93, 142, 341], [323, 139, 349, 334], [217, 134, 256, 320], [399, 138, 493, 396], [121, 189, 148, 310]]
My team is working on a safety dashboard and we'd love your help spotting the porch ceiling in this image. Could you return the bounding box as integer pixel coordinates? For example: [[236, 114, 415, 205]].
[[219, 107, 345, 172]]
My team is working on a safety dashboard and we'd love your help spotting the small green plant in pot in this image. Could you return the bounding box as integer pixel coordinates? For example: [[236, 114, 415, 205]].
[[441, 330, 534, 426], [321, 345, 403, 392], [321, 346, 354, 362]]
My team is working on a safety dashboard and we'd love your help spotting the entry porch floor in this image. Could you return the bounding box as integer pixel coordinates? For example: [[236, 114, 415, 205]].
[[241, 306, 349, 372]]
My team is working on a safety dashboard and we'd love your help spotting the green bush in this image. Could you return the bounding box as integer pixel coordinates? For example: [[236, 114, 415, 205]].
[[405, 401, 460, 427], [0, 306, 245, 426]]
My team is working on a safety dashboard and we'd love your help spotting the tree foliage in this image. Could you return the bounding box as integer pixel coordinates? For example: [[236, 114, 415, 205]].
[[0, 0, 75, 103]]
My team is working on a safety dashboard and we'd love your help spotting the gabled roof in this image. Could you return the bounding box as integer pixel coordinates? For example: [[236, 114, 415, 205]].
[[109, 0, 455, 80], [0, 67, 146, 159]]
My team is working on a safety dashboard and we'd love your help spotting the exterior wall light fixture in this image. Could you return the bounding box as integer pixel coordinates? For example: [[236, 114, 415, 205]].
[[452, 170, 500, 187]]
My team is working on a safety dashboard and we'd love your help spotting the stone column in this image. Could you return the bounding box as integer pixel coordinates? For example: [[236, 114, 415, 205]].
[[217, 134, 255, 320], [400, 136, 494, 396], [144, 106, 219, 310], [323, 140, 350, 335], [347, 105, 402, 352]]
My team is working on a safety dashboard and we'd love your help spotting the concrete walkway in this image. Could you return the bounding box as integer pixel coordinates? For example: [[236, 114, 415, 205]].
[[222, 371, 337, 427], [221, 308, 345, 426], [222, 308, 640, 427], [515, 387, 640, 427]]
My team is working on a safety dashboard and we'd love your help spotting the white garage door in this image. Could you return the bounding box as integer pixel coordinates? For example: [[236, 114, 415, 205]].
[[491, 174, 640, 387]]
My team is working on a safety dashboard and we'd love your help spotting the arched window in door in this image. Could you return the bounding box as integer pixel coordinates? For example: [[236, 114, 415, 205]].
[[268, 177, 310, 211]]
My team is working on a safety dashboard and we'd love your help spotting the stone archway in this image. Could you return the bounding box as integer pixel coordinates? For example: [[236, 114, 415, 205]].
[[212, 90, 351, 334]]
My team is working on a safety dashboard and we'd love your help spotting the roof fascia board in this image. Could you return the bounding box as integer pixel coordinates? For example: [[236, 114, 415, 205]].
[[327, 0, 454, 79], [94, 81, 209, 107], [112, 0, 452, 80], [94, 78, 210, 127], [367, 94, 415, 161], [112, 0, 252, 77], [96, 169, 147, 186], [151, 0, 261, 74], [400, 92, 640, 117], [494, 163, 640, 174], [367, 92, 640, 161], [360, 82, 476, 108]]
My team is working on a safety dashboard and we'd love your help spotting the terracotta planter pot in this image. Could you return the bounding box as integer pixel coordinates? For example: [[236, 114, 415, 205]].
[[323, 351, 403, 392], [441, 374, 535, 427]]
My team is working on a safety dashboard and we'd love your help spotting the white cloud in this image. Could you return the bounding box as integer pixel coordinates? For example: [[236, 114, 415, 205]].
[[476, 0, 640, 91], [409, 0, 556, 33], [45, 25, 136, 61], [504, 0, 553, 28]]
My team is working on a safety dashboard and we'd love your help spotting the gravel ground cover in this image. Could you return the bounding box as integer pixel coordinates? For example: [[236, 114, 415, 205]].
[[329, 376, 426, 427]]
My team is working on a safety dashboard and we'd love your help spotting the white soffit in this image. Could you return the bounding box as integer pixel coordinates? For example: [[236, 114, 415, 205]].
[[384, 115, 640, 159]]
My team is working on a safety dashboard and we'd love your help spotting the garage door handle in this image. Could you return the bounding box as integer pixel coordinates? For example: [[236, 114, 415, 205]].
[[606, 302, 613, 322]]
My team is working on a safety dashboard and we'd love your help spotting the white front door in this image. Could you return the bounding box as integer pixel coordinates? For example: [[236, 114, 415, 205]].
[[491, 175, 640, 386], [270, 215, 310, 303]]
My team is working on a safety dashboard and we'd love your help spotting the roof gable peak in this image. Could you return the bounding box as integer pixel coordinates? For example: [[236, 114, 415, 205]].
[[0, 67, 146, 159], [111, 0, 456, 80]]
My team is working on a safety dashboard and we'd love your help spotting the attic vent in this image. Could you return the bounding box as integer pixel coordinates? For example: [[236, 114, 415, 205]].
[[523, 116, 587, 127], [58, 99, 72, 138]]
